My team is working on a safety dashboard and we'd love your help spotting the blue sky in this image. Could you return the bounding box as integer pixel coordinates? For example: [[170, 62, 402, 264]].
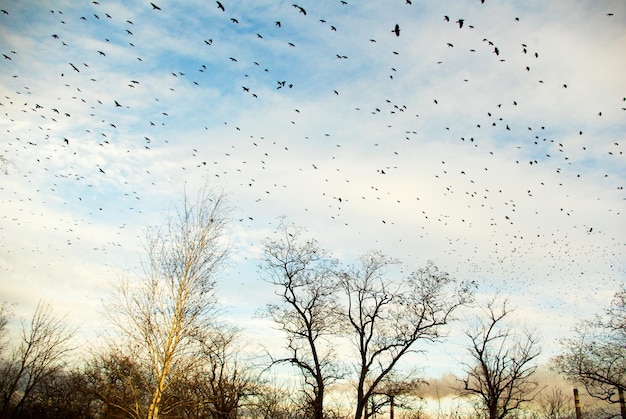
[[1, 0, 625, 380]]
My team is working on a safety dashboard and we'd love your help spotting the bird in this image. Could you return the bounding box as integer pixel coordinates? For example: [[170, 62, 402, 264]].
[[392, 24, 400, 37], [293, 4, 306, 15], [216, 1, 225, 11], [150, 2, 161, 11], [457, 19, 464, 28]]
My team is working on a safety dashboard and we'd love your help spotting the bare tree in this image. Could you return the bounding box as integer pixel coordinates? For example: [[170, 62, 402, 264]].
[[341, 254, 474, 419], [85, 346, 151, 419], [0, 302, 11, 355], [553, 287, 626, 417], [193, 325, 260, 418], [368, 372, 425, 419], [458, 299, 542, 419], [0, 301, 76, 418], [243, 381, 296, 419], [534, 387, 576, 419], [21, 367, 100, 419], [104, 186, 231, 419], [260, 219, 345, 419]]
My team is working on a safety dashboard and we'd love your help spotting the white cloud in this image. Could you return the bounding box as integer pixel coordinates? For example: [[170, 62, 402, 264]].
[[0, 0, 624, 379]]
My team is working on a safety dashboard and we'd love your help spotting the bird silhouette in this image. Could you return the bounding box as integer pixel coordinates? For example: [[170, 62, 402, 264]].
[[392, 24, 400, 36]]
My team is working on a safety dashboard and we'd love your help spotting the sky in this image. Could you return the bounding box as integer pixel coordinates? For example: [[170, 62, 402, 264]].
[[0, 0, 625, 382]]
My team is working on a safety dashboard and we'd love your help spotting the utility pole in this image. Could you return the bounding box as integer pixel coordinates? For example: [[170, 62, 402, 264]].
[[573, 388, 582, 419]]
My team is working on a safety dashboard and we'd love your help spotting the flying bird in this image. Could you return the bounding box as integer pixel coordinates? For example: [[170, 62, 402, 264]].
[[216, 1, 225, 11], [293, 4, 306, 15], [150, 2, 161, 10], [392, 24, 400, 36]]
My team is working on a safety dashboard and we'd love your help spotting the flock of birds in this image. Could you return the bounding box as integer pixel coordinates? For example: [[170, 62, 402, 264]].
[[0, 1, 624, 339]]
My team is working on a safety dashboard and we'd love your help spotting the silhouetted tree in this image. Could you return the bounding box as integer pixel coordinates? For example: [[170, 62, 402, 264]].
[[0, 303, 10, 355], [0, 301, 76, 418], [193, 325, 260, 418], [341, 255, 474, 419], [261, 219, 345, 419], [85, 347, 151, 418], [534, 387, 576, 419], [367, 372, 424, 419], [19, 367, 100, 419], [458, 299, 542, 419], [243, 381, 297, 418], [554, 287, 626, 418]]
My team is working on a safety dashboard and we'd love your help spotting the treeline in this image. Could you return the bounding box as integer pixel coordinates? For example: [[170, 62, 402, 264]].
[[1, 189, 623, 419]]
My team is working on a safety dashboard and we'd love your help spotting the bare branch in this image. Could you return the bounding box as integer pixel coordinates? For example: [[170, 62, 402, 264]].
[[260, 218, 344, 419], [0, 301, 76, 417], [457, 299, 542, 419], [101, 186, 231, 419], [554, 287, 626, 404], [342, 256, 474, 419]]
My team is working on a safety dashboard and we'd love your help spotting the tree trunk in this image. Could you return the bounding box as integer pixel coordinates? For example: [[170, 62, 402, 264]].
[[354, 381, 366, 419], [618, 386, 626, 419], [147, 391, 161, 419], [489, 402, 497, 419], [313, 391, 324, 419]]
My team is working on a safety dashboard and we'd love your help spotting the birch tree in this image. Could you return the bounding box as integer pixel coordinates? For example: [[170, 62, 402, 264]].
[[104, 187, 231, 419]]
